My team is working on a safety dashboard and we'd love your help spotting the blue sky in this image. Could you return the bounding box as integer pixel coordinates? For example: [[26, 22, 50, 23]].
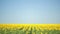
[[0, 0, 60, 24]]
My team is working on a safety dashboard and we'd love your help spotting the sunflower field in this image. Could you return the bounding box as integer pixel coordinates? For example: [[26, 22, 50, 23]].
[[0, 24, 60, 34]]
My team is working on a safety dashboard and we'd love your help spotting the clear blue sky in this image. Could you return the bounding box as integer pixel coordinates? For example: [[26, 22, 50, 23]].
[[0, 0, 60, 24]]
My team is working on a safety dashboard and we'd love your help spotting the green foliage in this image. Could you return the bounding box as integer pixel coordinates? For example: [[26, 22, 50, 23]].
[[0, 28, 60, 34]]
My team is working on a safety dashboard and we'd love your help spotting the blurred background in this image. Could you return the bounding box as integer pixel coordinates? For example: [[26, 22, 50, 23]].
[[0, 0, 60, 24]]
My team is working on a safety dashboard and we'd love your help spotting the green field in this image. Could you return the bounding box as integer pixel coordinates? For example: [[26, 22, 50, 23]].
[[0, 24, 60, 34]]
